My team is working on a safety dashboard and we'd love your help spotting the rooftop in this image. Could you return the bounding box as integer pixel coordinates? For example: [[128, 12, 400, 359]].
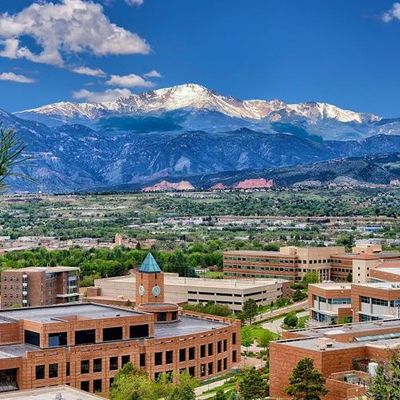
[[0, 343, 37, 360], [3, 266, 79, 273], [154, 315, 228, 338], [352, 282, 400, 290], [96, 274, 284, 289], [310, 282, 351, 290], [0, 303, 142, 324], [139, 253, 162, 273], [0, 386, 103, 399]]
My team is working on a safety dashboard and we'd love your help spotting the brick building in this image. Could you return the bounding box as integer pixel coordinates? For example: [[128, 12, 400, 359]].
[[1, 267, 80, 309], [0, 254, 240, 397], [223, 245, 400, 283], [310, 281, 400, 324], [270, 319, 400, 400]]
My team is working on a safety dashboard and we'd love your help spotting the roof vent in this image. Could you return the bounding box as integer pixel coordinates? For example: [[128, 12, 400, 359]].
[[55, 394, 64, 400]]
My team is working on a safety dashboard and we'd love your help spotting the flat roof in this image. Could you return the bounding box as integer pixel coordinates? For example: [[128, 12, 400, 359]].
[[0, 303, 142, 324], [353, 282, 400, 290], [376, 267, 400, 276], [154, 315, 228, 338], [223, 250, 287, 257], [278, 337, 363, 352], [3, 266, 79, 273], [291, 318, 400, 339], [310, 283, 351, 290], [0, 386, 103, 399], [0, 343, 37, 360], [99, 275, 284, 289]]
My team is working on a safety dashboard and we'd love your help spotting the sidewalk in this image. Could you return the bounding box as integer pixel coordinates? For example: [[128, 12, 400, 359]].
[[254, 300, 308, 323]]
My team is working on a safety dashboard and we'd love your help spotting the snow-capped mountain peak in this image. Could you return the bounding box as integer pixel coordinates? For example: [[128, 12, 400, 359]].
[[16, 83, 381, 125]]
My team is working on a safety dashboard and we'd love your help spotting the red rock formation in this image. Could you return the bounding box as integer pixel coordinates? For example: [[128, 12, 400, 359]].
[[233, 178, 274, 189]]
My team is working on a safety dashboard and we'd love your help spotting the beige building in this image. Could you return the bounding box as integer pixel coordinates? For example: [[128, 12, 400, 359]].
[[87, 273, 290, 312]]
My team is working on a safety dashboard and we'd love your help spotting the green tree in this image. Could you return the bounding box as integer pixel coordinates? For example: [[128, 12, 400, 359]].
[[302, 272, 318, 286], [0, 127, 29, 190], [238, 367, 267, 400], [214, 389, 228, 400], [166, 372, 197, 400], [346, 272, 353, 283], [242, 298, 258, 325], [285, 357, 328, 400], [368, 352, 400, 400], [293, 289, 307, 302], [284, 312, 298, 329], [256, 329, 275, 351]]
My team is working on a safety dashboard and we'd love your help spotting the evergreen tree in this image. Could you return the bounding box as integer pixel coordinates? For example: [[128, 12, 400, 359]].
[[285, 358, 328, 400], [242, 299, 258, 324], [368, 352, 400, 399], [238, 367, 267, 400]]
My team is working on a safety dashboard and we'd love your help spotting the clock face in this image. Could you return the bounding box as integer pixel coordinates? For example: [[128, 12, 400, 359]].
[[138, 285, 145, 296], [152, 285, 161, 297]]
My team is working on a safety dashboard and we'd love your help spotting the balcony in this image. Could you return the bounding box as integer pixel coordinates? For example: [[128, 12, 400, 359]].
[[327, 370, 370, 400]]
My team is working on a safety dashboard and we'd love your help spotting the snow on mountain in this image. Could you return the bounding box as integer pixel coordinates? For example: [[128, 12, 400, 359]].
[[17, 83, 380, 125]]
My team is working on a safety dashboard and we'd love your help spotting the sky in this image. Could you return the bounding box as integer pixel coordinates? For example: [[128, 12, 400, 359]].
[[0, 0, 400, 116]]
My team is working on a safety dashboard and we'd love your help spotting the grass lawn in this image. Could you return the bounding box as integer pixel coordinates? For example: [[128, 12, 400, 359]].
[[241, 325, 279, 346], [198, 271, 224, 279]]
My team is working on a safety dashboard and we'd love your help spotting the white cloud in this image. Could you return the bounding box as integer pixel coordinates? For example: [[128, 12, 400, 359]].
[[144, 69, 162, 78], [106, 73, 154, 88], [126, 0, 144, 6], [0, 71, 35, 83], [72, 66, 106, 77], [383, 3, 400, 22], [0, 0, 150, 66], [73, 87, 133, 102]]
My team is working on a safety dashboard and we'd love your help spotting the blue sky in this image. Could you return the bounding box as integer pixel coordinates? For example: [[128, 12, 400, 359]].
[[0, 0, 400, 116]]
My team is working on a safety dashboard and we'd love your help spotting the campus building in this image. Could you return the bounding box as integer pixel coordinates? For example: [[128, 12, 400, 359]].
[[223, 245, 400, 283], [1, 267, 80, 309], [309, 281, 400, 324], [270, 318, 400, 400], [0, 254, 240, 396], [87, 273, 290, 312]]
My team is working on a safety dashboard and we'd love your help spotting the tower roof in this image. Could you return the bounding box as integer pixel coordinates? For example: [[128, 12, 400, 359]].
[[139, 253, 162, 273]]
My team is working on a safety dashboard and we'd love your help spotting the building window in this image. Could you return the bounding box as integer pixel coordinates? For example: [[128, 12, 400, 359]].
[[223, 358, 227, 370], [129, 324, 149, 338], [208, 343, 213, 356], [122, 355, 130, 367], [232, 350, 237, 363], [93, 358, 102, 373], [140, 353, 146, 367], [25, 330, 40, 347], [155, 352, 163, 366], [232, 333, 237, 345], [109, 377, 114, 388], [110, 357, 118, 370], [93, 379, 102, 393], [166, 351, 173, 364], [81, 360, 90, 374], [189, 366, 195, 377], [75, 329, 96, 345], [103, 327, 123, 342], [200, 364, 206, 377], [200, 345, 206, 358], [49, 363, 58, 378], [217, 359, 222, 372], [35, 365, 45, 380], [217, 341, 222, 354], [179, 349, 186, 362], [223, 340, 228, 352], [208, 362, 213, 375], [66, 362, 70, 377], [80, 381, 90, 392], [189, 347, 195, 360], [48, 332, 67, 347]]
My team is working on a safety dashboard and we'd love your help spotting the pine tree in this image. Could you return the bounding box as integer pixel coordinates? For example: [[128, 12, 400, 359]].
[[238, 367, 267, 400], [368, 352, 400, 399], [242, 299, 258, 324], [285, 358, 328, 400]]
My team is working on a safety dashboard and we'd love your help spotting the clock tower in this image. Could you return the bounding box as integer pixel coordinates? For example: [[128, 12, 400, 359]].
[[135, 253, 164, 305]]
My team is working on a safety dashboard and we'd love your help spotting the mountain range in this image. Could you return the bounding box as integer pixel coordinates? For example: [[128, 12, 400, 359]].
[[2, 83, 400, 192]]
